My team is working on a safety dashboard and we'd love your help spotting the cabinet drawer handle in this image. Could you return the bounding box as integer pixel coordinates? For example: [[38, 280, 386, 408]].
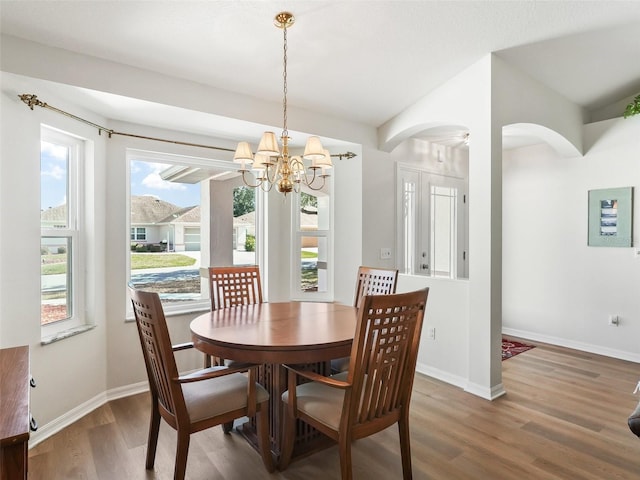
[[30, 415, 38, 432]]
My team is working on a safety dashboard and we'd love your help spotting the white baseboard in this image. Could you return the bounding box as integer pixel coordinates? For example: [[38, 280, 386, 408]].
[[29, 381, 149, 449], [416, 363, 507, 400], [502, 327, 640, 363], [416, 361, 467, 390], [465, 381, 507, 400], [106, 380, 149, 402]]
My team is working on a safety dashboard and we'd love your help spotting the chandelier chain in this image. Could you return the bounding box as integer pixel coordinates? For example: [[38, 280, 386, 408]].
[[282, 25, 288, 138], [232, 12, 355, 195]]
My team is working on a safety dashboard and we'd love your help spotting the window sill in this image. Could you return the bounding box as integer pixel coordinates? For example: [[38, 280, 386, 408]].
[[124, 303, 210, 323], [41, 324, 96, 345]]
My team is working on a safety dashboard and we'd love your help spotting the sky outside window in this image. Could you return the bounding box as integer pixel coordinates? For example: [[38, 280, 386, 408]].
[[41, 141, 68, 212], [43, 156, 200, 210], [130, 161, 199, 206]]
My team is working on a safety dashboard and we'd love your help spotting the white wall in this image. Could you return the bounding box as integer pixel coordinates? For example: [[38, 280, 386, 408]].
[[364, 133, 472, 385], [375, 53, 611, 399], [503, 116, 640, 362], [379, 56, 505, 399], [397, 274, 470, 387], [0, 74, 108, 429], [333, 145, 364, 306], [361, 146, 395, 269], [491, 55, 586, 155]]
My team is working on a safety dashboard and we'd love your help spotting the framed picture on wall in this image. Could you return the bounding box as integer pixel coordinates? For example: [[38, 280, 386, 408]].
[[588, 187, 633, 247]]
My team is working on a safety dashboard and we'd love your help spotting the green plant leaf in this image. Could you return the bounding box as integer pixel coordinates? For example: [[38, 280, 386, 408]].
[[623, 94, 640, 118]]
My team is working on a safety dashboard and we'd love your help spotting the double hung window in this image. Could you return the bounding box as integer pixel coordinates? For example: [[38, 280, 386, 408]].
[[40, 126, 85, 335], [292, 188, 332, 300]]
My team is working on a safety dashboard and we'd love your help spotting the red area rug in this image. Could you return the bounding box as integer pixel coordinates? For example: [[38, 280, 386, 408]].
[[502, 338, 535, 360]]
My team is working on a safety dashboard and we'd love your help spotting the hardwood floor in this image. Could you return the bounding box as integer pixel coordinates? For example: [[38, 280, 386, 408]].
[[28, 340, 640, 479]]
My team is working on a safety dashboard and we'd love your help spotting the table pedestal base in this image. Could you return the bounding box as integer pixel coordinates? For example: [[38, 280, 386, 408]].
[[240, 361, 335, 465]]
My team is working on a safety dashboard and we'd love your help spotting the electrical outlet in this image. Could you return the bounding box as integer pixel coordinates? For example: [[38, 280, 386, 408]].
[[427, 327, 436, 339], [608, 315, 620, 326], [380, 247, 391, 259]]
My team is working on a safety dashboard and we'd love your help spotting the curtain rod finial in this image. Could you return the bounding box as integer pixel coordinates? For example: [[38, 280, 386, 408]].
[[18, 93, 45, 110]]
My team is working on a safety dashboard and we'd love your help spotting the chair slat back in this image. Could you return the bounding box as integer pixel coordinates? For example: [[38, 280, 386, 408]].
[[353, 267, 398, 309], [129, 286, 184, 419], [208, 266, 263, 310], [346, 289, 428, 426]]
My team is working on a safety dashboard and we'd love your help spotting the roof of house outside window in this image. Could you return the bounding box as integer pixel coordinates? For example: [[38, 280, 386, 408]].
[[158, 205, 200, 224], [40, 205, 66, 227], [130, 195, 192, 224], [41, 195, 201, 227], [41, 195, 316, 229]]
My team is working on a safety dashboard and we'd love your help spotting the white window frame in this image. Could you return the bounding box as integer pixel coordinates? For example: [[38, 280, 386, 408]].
[[40, 126, 86, 339], [430, 185, 458, 278], [290, 184, 334, 302], [126, 149, 261, 317], [130, 227, 147, 241], [397, 168, 422, 275]]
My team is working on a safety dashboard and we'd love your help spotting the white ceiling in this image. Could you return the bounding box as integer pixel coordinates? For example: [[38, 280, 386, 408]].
[[1, 1, 639, 134]]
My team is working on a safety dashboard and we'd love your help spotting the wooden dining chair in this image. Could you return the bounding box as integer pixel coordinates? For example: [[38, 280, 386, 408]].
[[128, 286, 274, 480], [280, 288, 429, 480], [208, 265, 263, 310], [353, 266, 398, 309], [331, 266, 399, 373], [206, 265, 264, 368]]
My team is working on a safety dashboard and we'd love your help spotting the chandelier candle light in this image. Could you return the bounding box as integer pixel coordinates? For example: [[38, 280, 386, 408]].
[[234, 12, 341, 195]]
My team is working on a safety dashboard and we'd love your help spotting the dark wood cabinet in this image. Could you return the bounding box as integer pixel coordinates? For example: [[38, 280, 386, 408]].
[[0, 346, 30, 480]]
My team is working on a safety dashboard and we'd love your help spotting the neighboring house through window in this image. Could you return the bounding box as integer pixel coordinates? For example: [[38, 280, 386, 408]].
[[128, 151, 258, 315]]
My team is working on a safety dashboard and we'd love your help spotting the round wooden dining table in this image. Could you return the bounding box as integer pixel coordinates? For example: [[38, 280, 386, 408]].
[[190, 301, 357, 365], [190, 301, 357, 462]]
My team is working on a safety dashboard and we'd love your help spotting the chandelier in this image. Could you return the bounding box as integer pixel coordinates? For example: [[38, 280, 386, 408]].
[[233, 12, 353, 195]]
